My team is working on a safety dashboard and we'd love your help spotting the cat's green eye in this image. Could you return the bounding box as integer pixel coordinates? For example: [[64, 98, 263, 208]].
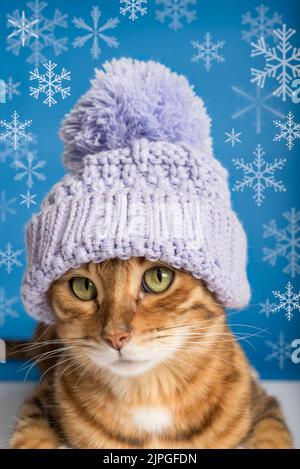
[[70, 277, 97, 301], [142, 267, 174, 294]]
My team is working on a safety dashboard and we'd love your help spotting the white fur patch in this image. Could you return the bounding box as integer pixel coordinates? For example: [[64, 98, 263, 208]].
[[132, 406, 172, 434]]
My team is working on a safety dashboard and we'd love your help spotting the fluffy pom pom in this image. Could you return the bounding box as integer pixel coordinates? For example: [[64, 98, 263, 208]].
[[60, 58, 212, 172]]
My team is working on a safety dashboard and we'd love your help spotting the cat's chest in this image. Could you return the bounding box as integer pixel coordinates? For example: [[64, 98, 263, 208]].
[[131, 406, 172, 434]]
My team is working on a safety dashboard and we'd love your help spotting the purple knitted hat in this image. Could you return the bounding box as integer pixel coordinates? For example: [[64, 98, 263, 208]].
[[22, 58, 250, 323]]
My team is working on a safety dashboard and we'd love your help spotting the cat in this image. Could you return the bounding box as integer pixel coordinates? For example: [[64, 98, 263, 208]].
[[9, 257, 293, 449]]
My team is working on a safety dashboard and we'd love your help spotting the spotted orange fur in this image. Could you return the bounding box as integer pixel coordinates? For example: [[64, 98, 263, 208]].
[[10, 258, 293, 449]]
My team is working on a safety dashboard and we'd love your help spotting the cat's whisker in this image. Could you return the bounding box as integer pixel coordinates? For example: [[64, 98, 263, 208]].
[[60, 355, 90, 379], [156, 330, 265, 339], [20, 346, 86, 382], [158, 344, 233, 353], [21, 351, 70, 382], [19, 346, 81, 370], [182, 337, 258, 352], [34, 324, 53, 341], [155, 330, 265, 343], [74, 361, 92, 389], [10, 343, 78, 359], [156, 330, 264, 352], [20, 350, 67, 372], [163, 355, 192, 369], [39, 356, 79, 384], [157, 320, 265, 334], [13, 337, 87, 353], [156, 320, 222, 333], [163, 346, 231, 367], [14, 338, 77, 349], [57, 359, 80, 379], [161, 346, 247, 371]]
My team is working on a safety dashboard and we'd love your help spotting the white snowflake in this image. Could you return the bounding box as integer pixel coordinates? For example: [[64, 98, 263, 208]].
[[120, 1, 147, 21], [14, 152, 46, 188], [263, 208, 300, 277], [72, 6, 119, 60], [241, 4, 282, 45], [0, 191, 17, 223], [0, 134, 37, 167], [0, 288, 18, 327], [191, 33, 225, 72], [7, 9, 39, 47], [231, 84, 285, 134], [225, 128, 242, 147], [0, 111, 32, 150], [5, 77, 21, 101], [232, 144, 286, 207], [20, 190, 37, 209], [265, 332, 291, 370], [251, 24, 300, 101], [0, 243, 22, 274], [273, 111, 300, 151], [155, 0, 196, 31], [7, 0, 68, 67], [259, 298, 276, 318], [29, 60, 71, 107], [272, 282, 300, 321]]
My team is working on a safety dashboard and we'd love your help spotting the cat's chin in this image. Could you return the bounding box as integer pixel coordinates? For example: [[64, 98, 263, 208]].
[[107, 358, 155, 377], [87, 349, 157, 377]]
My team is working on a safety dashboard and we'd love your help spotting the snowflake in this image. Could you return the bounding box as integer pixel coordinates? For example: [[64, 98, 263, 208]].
[[0, 111, 32, 150], [0, 243, 22, 274], [14, 152, 46, 189], [0, 191, 17, 223], [72, 6, 119, 60], [231, 84, 285, 134], [265, 332, 291, 370], [155, 0, 196, 31], [7, 0, 68, 66], [29, 60, 71, 107], [241, 4, 282, 45], [251, 24, 300, 101], [225, 128, 242, 147], [263, 208, 300, 277], [7, 9, 39, 47], [20, 190, 37, 209], [120, 1, 147, 21], [0, 288, 18, 327], [0, 134, 37, 167], [191, 33, 225, 72], [5, 77, 21, 101], [232, 144, 286, 207], [272, 282, 300, 321], [273, 111, 300, 151], [259, 298, 276, 318]]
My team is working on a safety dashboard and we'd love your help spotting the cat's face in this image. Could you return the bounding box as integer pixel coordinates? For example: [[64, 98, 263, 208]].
[[48, 258, 223, 377]]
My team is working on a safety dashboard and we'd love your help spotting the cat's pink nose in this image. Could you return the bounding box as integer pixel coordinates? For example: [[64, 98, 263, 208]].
[[102, 330, 131, 350]]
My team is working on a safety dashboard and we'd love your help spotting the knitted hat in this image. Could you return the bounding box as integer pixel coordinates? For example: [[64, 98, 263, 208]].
[[22, 58, 250, 324]]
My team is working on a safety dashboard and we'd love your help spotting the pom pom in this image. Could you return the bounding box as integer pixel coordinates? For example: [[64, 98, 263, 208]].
[[60, 58, 212, 172]]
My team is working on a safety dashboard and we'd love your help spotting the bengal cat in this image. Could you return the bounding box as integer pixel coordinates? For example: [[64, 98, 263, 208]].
[[9, 258, 293, 449]]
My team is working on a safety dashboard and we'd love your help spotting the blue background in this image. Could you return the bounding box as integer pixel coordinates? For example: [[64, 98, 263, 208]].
[[0, 0, 299, 380]]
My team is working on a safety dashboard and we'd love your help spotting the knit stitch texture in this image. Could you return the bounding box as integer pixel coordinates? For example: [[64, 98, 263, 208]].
[[22, 58, 250, 323]]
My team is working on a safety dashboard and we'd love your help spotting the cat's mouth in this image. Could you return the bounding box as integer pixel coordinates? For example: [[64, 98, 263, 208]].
[[88, 348, 155, 376], [115, 357, 149, 366], [108, 356, 153, 376]]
